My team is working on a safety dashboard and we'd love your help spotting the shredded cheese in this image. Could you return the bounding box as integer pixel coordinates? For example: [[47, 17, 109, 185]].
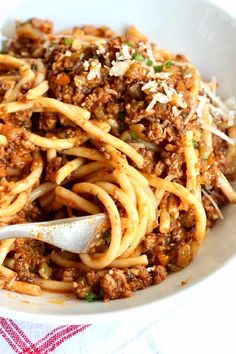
[[172, 106, 181, 117], [145, 43, 156, 62], [83, 60, 89, 71], [109, 60, 130, 77], [95, 40, 107, 55], [116, 44, 132, 61], [142, 80, 158, 93], [146, 92, 170, 111], [176, 93, 187, 109], [87, 61, 101, 80], [184, 73, 193, 79], [206, 125, 235, 145], [162, 82, 176, 100], [202, 189, 224, 219], [155, 72, 171, 79]]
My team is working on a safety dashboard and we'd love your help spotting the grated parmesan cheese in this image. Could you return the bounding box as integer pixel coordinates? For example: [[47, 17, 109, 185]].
[[95, 40, 107, 55], [155, 72, 172, 80], [109, 60, 130, 77], [172, 106, 181, 117], [162, 82, 186, 108], [146, 92, 170, 111], [162, 82, 176, 98], [196, 100, 205, 122], [82, 60, 102, 80], [116, 44, 132, 61], [142, 80, 158, 93], [202, 189, 224, 219], [206, 125, 235, 145], [65, 50, 72, 57], [145, 43, 156, 62], [83, 60, 89, 71], [87, 61, 102, 80], [176, 93, 187, 109], [184, 72, 193, 79], [197, 95, 210, 103]]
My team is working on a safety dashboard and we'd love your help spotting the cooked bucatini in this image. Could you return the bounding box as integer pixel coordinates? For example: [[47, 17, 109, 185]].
[[0, 18, 235, 301]]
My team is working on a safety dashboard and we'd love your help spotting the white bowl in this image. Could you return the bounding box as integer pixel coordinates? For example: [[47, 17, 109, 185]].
[[1, 0, 236, 324]]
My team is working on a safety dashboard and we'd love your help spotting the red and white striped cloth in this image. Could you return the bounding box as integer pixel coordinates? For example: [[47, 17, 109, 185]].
[[0, 318, 91, 353]]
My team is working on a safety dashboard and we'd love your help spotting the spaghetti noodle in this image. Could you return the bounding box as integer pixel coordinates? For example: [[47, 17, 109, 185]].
[[0, 18, 235, 301]]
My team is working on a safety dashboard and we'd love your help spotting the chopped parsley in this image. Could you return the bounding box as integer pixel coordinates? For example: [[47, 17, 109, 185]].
[[192, 141, 199, 149], [130, 131, 137, 140], [165, 60, 174, 69], [145, 58, 153, 66], [64, 38, 73, 45], [133, 53, 144, 62], [102, 229, 111, 244], [203, 152, 209, 160], [85, 291, 101, 302], [154, 64, 163, 73], [93, 54, 99, 59], [125, 41, 135, 49]]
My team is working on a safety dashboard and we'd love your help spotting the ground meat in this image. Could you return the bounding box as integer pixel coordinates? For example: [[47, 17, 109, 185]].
[[11, 239, 48, 282], [2, 111, 33, 129], [38, 112, 58, 130], [151, 265, 168, 284], [73, 266, 165, 302], [73, 277, 92, 299], [100, 269, 133, 300], [0, 124, 35, 173], [56, 267, 79, 282], [6, 18, 53, 58], [45, 157, 64, 182]]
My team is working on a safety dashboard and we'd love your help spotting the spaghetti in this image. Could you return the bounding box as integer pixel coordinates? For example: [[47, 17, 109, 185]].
[[0, 18, 235, 301]]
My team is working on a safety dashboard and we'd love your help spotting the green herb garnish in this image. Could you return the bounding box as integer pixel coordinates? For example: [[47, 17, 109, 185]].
[[154, 64, 163, 73], [133, 53, 144, 62], [130, 131, 137, 140], [64, 38, 73, 45], [125, 41, 135, 49], [93, 54, 99, 59], [102, 230, 111, 244], [193, 141, 199, 149], [203, 152, 209, 160], [165, 60, 174, 69], [38, 262, 52, 280], [85, 291, 101, 302], [145, 58, 153, 66]]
